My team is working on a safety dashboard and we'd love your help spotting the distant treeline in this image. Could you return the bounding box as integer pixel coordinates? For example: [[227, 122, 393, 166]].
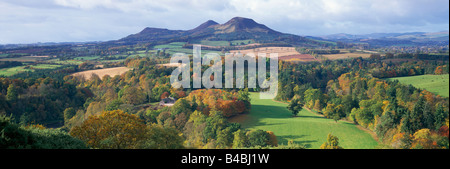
[[10, 65, 78, 79], [396, 53, 449, 60], [182, 43, 292, 51], [297, 48, 340, 54], [0, 61, 23, 69]]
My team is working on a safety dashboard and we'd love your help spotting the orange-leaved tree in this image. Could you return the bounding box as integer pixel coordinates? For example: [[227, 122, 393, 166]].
[[70, 110, 147, 149]]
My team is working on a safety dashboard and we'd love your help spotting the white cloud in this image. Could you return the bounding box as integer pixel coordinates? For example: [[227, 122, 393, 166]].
[[0, 0, 448, 44]]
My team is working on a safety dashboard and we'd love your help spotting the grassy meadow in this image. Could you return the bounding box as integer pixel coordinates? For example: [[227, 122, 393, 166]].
[[231, 92, 379, 149], [152, 42, 222, 55], [0, 64, 63, 76], [386, 74, 449, 97]]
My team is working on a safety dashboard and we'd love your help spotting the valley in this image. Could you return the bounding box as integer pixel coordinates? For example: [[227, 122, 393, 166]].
[[0, 16, 448, 150]]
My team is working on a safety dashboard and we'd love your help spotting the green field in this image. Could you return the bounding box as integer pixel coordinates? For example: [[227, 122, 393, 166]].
[[48, 59, 84, 65], [74, 56, 101, 61], [386, 74, 449, 97], [0, 64, 63, 76], [200, 40, 230, 46], [232, 93, 379, 149], [152, 42, 222, 55], [197, 39, 254, 46], [0, 66, 28, 76], [153, 42, 186, 49], [151, 40, 255, 56]]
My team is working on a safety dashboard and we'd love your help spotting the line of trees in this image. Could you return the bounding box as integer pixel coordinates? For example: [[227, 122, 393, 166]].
[[277, 56, 449, 149]]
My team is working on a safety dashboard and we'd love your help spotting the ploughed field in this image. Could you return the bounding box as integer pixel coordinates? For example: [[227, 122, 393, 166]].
[[71, 67, 132, 80], [230, 47, 319, 62]]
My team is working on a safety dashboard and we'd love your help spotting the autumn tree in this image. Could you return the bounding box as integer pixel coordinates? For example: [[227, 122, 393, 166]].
[[70, 110, 147, 149], [435, 66, 444, 75], [411, 129, 435, 149], [120, 86, 147, 105], [139, 123, 184, 149], [391, 133, 412, 149], [232, 129, 249, 148], [160, 91, 170, 100], [185, 89, 249, 117], [303, 88, 323, 110], [266, 131, 278, 147], [6, 84, 18, 101], [320, 133, 343, 149], [324, 103, 344, 122], [216, 127, 233, 149]]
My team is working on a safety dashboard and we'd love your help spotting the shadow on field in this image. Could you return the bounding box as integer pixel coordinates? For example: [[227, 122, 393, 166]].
[[294, 115, 325, 119], [252, 121, 286, 127], [242, 104, 292, 127], [251, 104, 292, 118], [277, 135, 317, 149]]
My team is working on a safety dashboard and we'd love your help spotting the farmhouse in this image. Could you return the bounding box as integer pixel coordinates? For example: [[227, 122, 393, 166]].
[[159, 97, 177, 107]]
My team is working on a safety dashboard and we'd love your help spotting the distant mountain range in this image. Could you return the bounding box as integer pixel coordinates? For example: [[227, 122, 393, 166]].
[[315, 31, 449, 47], [107, 17, 321, 47], [108, 17, 448, 48]]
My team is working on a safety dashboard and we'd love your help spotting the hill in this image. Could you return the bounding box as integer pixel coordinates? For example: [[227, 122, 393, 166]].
[[107, 17, 323, 47]]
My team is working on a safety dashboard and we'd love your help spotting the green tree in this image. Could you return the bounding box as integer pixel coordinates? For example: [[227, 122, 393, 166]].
[[411, 96, 425, 132], [287, 98, 303, 117], [238, 88, 251, 112], [203, 111, 227, 143], [216, 127, 233, 149], [401, 112, 413, 134], [6, 84, 18, 101], [375, 111, 395, 141], [1, 115, 86, 149], [232, 129, 248, 148], [63, 107, 76, 123], [423, 103, 434, 130], [246, 129, 270, 147], [104, 99, 123, 111], [434, 103, 447, 130], [183, 110, 207, 148], [171, 98, 192, 116], [139, 124, 184, 149], [303, 88, 323, 109]]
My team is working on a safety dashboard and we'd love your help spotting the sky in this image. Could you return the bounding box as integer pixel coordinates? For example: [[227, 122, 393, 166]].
[[0, 0, 448, 44]]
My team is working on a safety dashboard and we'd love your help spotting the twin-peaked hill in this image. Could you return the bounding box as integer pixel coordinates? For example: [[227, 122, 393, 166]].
[[109, 17, 320, 47]]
